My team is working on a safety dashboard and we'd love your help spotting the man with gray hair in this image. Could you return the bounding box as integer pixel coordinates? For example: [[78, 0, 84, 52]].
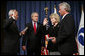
[[8, 9, 18, 20], [1, 9, 20, 55], [51, 2, 78, 55]]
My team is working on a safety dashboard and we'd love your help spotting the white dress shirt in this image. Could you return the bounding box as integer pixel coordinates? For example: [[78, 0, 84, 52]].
[[32, 21, 37, 29], [62, 13, 69, 20]]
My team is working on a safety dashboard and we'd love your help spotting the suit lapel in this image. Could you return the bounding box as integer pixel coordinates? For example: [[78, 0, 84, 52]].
[[36, 23, 39, 33], [30, 22, 34, 31], [13, 22, 19, 34], [60, 14, 69, 24]]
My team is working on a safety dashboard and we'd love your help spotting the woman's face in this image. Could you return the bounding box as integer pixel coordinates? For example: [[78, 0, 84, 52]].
[[50, 17, 57, 25]]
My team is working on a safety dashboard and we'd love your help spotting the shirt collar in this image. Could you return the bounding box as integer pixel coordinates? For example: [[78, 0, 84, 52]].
[[32, 20, 36, 24], [32, 20, 37, 27], [12, 16, 16, 20], [62, 13, 69, 20]]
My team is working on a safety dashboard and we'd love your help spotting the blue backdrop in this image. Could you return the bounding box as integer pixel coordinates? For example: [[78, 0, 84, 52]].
[[6, 1, 84, 55]]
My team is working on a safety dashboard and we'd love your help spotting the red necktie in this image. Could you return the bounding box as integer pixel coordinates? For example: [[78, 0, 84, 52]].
[[34, 22, 36, 34]]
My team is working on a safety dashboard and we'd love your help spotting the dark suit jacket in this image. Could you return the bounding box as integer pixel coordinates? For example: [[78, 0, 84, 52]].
[[46, 24, 59, 52], [1, 18, 20, 55], [22, 22, 44, 54], [56, 14, 78, 55]]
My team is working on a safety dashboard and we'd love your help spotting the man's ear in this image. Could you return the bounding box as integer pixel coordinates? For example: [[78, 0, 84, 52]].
[[10, 14, 13, 17], [13, 11, 15, 16], [65, 8, 68, 12], [12, 14, 13, 16]]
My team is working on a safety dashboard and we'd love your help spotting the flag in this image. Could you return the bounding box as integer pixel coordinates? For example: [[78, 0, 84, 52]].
[[44, 47, 49, 55], [41, 47, 49, 55], [45, 34, 49, 49], [43, 34, 49, 55], [76, 5, 84, 55]]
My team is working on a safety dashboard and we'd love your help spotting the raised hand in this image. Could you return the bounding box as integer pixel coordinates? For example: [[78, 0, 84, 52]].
[[43, 18, 48, 26]]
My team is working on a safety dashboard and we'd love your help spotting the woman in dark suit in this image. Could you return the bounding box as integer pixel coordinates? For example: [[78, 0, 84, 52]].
[[43, 13, 60, 55]]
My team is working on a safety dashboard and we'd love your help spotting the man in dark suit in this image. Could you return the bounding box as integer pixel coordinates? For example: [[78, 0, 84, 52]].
[[51, 2, 78, 55], [1, 9, 20, 55], [22, 12, 44, 55]]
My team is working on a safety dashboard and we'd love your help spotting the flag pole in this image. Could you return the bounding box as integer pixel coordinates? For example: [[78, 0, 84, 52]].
[[54, 5, 57, 14]]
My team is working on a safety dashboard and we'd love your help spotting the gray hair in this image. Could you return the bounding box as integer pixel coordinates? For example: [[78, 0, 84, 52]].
[[59, 2, 71, 12], [8, 9, 16, 18], [31, 12, 38, 17]]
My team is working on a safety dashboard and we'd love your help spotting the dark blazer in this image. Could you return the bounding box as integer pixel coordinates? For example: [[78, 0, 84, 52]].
[[22, 22, 44, 55], [47, 24, 60, 52], [1, 18, 20, 55], [56, 14, 78, 55]]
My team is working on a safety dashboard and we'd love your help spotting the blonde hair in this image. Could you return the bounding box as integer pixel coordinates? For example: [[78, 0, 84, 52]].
[[49, 13, 60, 23]]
